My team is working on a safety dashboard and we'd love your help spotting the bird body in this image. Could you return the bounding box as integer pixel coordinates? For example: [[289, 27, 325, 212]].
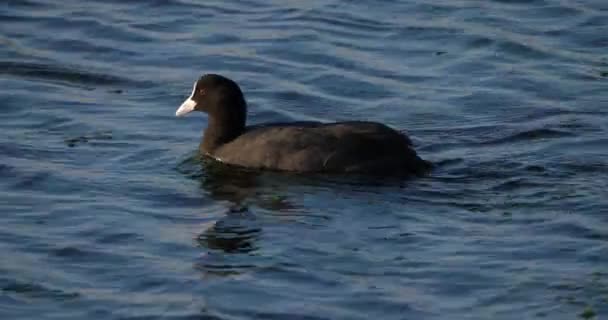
[[176, 74, 431, 176]]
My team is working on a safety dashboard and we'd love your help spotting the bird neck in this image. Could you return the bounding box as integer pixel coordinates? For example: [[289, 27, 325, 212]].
[[200, 113, 245, 153]]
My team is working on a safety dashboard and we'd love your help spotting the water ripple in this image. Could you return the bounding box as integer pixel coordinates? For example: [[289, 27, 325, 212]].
[[0, 60, 129, 87], [1, 0, 607, 319]]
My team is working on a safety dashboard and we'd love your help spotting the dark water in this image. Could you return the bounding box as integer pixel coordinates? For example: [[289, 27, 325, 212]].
[[1, 0, 608, 319]]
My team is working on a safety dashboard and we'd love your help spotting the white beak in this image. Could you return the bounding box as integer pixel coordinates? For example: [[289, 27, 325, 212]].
[[175, 82, 197, 117], [175, 98, 196, 117]]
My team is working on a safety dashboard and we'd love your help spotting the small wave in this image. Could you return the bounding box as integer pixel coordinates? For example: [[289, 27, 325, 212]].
[[12, 171, 51, 190], [2, 279, 79, 300], [481, 128, 575, 145], [489, 177, 544, 192], [64, 131, 113, 148], [3, 0, 51, 9], [232, 311, 330, 320], [0, 60, 130, 88], [196, 219, 261, 254], [535, 218, 608, 242], [193, 260, 257, 277], [558, 161, 608, 174]]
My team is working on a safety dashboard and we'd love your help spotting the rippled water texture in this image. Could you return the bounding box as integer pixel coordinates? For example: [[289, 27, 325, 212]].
[[2, 0, 608, 319]]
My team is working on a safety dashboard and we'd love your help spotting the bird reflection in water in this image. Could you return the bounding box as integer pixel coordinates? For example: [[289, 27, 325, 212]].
[[196, 214, 261, 254], [193, 204, 262, 276], [195, 155, 298, 212], [182, 156, 295, 277]]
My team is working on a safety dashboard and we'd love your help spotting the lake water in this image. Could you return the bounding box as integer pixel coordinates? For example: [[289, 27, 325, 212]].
[[1, 0, 607, 319]]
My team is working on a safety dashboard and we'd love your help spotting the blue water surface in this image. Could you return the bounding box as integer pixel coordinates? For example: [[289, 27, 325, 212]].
[[1, 0, 608, 319]]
